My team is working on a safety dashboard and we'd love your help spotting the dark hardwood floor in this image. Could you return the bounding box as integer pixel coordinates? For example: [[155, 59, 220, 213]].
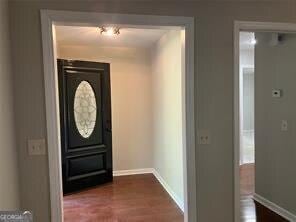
[[63, 174, 183, 222], [64, 167, 288, 222], [240, 163, 288, 222]]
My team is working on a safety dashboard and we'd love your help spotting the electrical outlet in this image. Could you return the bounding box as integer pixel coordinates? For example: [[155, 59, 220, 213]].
[[28, 139, 46, 155], [272, 89, 282, 98], [198, 130, 211, 145]]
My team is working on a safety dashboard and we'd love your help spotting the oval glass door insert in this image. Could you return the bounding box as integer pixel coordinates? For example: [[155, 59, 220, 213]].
[[74, 81, 97, 138]]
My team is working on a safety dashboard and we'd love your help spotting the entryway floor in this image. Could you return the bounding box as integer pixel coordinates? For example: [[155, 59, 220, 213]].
[[63, 174, 183, 222]]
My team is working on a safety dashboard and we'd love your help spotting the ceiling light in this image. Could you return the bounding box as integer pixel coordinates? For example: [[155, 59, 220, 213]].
[[99, 26, 120, 36]]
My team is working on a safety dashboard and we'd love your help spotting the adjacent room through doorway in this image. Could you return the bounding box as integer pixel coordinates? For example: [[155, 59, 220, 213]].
[[238, 30, 295, 222], [55, 25, 186, 222], [239, 32, 256, 221]]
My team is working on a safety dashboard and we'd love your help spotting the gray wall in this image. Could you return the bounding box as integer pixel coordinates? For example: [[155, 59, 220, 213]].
[[255, 32, 296, 215], [0, 0, 20, 210], [8, 1, 296, 221]]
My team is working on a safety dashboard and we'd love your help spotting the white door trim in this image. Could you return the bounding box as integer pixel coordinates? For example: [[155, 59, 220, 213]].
[[40, 10, 197, 222], [234, 21, 296, 222]]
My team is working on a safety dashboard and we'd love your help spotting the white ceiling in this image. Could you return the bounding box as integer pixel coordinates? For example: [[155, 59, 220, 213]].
[[56, 26, 256, 51], [240, 32, 255, 50], [55, 26, 170, 48]]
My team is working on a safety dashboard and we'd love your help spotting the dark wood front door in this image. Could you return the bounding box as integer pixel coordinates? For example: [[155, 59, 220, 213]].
[[58, 59, 113, 194]]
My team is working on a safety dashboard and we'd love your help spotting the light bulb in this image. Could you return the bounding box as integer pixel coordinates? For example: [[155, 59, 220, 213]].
[[99, 27, 120, 36]]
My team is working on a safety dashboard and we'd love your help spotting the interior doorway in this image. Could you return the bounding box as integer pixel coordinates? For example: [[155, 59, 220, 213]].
[[239, 32, 255, 221], [40, 11, 196, 222], [55, 25, 185, 221], [235, 21, 296, 222]]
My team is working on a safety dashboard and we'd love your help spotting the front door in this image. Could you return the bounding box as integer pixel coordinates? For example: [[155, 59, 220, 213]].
[[58, 59, 113, 194]]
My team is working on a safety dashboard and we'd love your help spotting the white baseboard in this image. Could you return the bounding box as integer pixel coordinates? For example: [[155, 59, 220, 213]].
[[152, 169, 184, 212], [113, 168, 154, 176], [253, 193, 296, 221], [113, 168, 184, 212]]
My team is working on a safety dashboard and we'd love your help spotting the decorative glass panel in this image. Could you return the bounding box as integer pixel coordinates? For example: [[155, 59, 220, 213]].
[[74, 81, 97, 138]]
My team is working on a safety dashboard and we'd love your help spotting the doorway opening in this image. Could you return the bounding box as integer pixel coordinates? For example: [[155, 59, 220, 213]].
[[56, 25, 185, 221], [239, 31, 255, 221], [235, 22, 296, 222], [40, 11, 196, 222]]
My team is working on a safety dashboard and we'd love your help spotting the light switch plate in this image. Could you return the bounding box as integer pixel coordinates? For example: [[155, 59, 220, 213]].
[[281, 120, 288, 131], [198, 130, 211, 145], [28, 139, 46, 155]]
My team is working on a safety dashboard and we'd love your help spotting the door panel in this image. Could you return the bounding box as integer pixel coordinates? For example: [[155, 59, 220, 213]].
[[58, 59, 113, 194], [68, 153, 105, 177]]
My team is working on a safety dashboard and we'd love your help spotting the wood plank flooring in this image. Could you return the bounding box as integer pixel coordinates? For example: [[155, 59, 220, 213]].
[[63, 174, 183, 222], [64, 167, 288, 222], [240, 163, 255, 196], [240, 163, 288, 222]]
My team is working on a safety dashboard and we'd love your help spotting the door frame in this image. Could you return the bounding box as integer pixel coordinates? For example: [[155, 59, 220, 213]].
[[234, 21, 296, 222], [41, 10, 196, 222]]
